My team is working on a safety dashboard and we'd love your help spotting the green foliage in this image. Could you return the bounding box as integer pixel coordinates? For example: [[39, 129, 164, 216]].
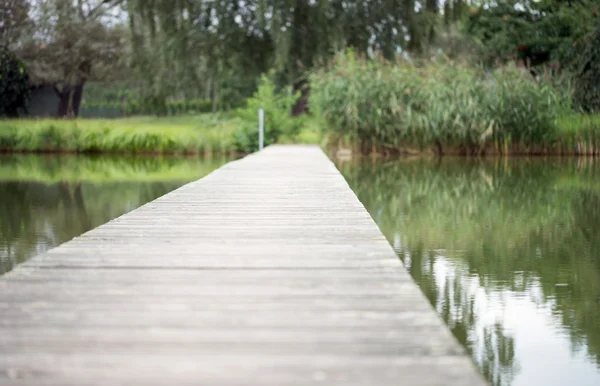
[[0, 0, 30, 45], [80, 97, 213, 118], [127, 0, 430, 109], [487, 66, 566, 144], [573, 24, 600, 112], [140, 93, 168, 116], [465, 0, 599, 68], [82, 82, 141, 104], [310, 51, 567, 154], [233, 74, 303, 152], [12, 0, 128, 117], [0, 115, 240, 154], [0, 47, 29, 117]]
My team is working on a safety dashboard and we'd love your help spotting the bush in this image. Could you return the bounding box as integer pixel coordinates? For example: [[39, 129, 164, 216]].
[[139, 94, 167, 116], [0, 47, 29, 117], [233, 74, 303, 153], [82, 97, 215, 118], [310, 51, 566, 154], [79, 101, 123, 118]]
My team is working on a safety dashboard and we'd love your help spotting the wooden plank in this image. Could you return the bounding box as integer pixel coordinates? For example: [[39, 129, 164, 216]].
[[0, 145, 486, 386]]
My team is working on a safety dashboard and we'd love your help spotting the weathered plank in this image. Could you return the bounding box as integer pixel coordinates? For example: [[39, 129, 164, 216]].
[[0, 145, 486, 386]]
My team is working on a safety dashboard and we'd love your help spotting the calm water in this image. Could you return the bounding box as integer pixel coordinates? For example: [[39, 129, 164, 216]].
[[338, 157, 600, 386], [0, 155, 229, 275], [2, 154, 600, 385]]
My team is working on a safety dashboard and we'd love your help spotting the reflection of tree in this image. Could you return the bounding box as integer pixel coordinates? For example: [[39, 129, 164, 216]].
[[0, 180, 187, 274], [0, 182, 37, 273], [0, 155, 228, 275], [403, 246, 518, 386], [556, 189, 600, 364], [338, 157, 600, 385], [0, 154, 229, 183]]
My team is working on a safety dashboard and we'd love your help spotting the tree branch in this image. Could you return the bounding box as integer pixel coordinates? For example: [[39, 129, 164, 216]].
[[86, 0, 124, 20], [77, 0, 86, 20]]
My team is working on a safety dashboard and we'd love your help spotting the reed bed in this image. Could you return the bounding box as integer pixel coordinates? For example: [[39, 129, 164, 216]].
[[310, 51, 600, 155]]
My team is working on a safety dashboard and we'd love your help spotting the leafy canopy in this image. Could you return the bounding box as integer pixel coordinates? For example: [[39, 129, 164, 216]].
[[466, 0, 600, 68]]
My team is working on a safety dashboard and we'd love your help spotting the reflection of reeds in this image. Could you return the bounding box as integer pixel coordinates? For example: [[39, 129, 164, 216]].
[[0, 115, 241, 155], [0, 154, 231, 183], [339, 157, 600, 255], [340, 157, 600, 374], [312, 51, 600, 155]]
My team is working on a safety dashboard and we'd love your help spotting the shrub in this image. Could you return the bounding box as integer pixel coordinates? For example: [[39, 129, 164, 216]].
[[0, 47, 29, 117], [140, 94, 167, 116], [197, 99, 212, 113], [234, 74, 303, 153]]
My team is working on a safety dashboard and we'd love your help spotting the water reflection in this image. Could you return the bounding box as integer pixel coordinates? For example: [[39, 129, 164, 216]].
[[338, 157, 600, 386], [0, 155, 229, 275]]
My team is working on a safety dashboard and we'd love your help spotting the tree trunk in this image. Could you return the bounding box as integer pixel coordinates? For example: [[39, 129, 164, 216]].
[[55, 82, 85, 118], [56, 87, 71, 117], [212, 78, 220, 113], [71, 82, 85, 116], [404, 0, 421, 53], [292, 80, 309, 116]]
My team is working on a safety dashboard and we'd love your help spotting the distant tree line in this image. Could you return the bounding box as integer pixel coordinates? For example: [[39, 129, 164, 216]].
[[1, 0, 599, 117]]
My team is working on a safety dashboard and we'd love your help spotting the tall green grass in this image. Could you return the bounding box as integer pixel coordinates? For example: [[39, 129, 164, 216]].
[[555, 113, 600, 155], [310, 51, 597, 155], [0, 114, 241, 155]]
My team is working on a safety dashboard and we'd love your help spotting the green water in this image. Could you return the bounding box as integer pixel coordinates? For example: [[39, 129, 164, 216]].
[[0, 155, 229, 275], [338, 157, 600, 386]]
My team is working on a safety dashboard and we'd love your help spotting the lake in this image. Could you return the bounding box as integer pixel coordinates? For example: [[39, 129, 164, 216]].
[[1, 154, 599, 385], [0, 154, 229, 275], [338, 157, 600, 386]]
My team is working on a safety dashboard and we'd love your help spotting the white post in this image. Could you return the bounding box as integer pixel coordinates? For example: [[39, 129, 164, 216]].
[[258, 108, 264, 151]]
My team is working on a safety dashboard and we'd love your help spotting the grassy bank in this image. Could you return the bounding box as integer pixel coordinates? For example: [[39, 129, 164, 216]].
[[0, 114, 241, 155], [310, 52, 600, 156], [4, 74, 598, 156], [0, 110, 322, 155]]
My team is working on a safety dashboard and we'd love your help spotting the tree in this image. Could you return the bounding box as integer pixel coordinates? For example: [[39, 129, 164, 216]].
[[16, 0, 128, 117], [0, 0, 31, 44], [573, 23, 600, 111], [127, 0, 418, 112], [0, 47, 29, 117], [465, 0, 599, 70]]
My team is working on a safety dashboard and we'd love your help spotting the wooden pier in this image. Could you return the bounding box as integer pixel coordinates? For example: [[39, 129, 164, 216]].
[[0, 145, 485, 385]]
